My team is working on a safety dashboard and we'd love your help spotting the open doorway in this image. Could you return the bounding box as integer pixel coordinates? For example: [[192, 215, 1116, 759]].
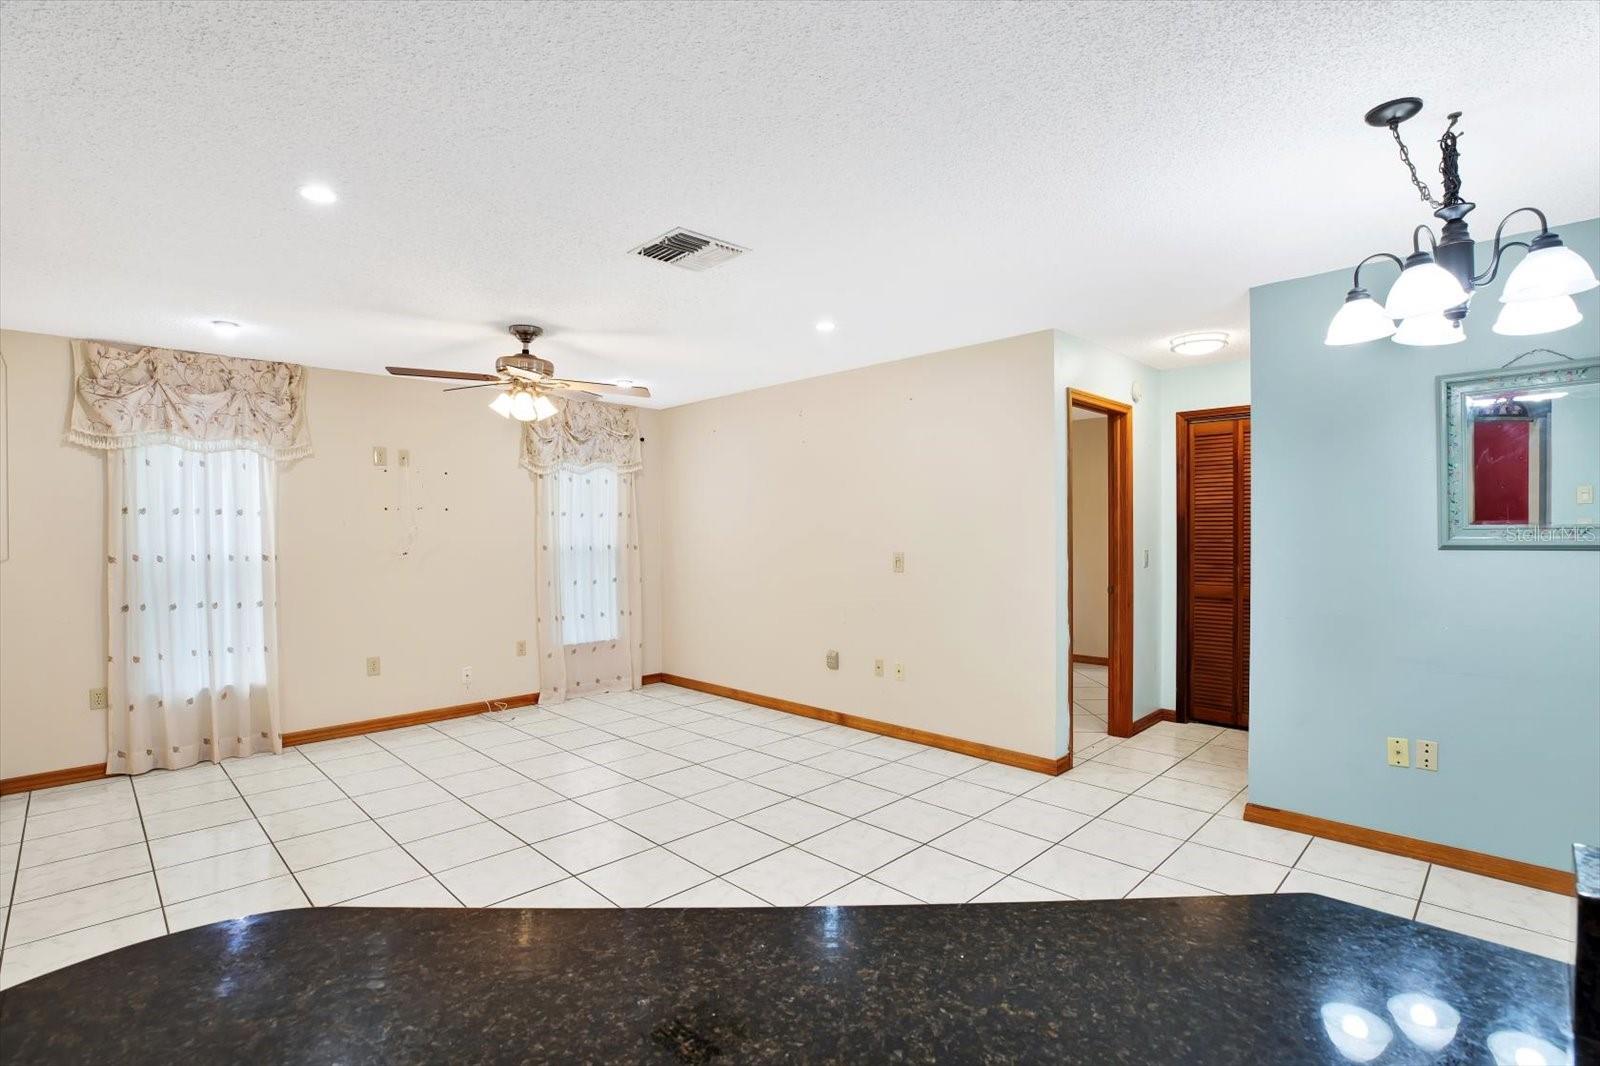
[[1067, 389, 1133, 761]]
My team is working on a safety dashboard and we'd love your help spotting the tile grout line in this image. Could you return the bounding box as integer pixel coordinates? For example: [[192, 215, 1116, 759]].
[[125, 778, 171, 935], [224, 759, 336, 920], [0, 791, 32, 969]]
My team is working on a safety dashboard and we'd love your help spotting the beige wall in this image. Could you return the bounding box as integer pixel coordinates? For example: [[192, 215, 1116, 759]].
[[658, 332, 1063, 759], [0, 330, 661, 778], [1068, 414, 1108, 659]]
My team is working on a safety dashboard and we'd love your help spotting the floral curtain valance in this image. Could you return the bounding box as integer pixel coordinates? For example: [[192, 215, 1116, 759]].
[[68, 340, 312, 461], [520, 395, 642, 474]]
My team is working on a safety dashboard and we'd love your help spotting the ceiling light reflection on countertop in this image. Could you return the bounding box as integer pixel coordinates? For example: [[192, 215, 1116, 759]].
[[209, 320, 240, 338]]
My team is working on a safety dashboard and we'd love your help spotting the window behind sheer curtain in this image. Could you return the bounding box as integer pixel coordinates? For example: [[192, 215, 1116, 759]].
[[106, 442, 280, 773], [555, 465, 620, 644]]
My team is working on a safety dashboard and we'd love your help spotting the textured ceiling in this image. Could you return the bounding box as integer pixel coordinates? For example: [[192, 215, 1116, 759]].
[[2, 0, 1597, 406]]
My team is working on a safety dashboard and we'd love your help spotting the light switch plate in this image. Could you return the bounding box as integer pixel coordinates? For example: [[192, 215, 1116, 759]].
[[1416, 740, 1438, 772], [1578, 484, 1595, 505], [892, 552, 905, 573], [873, 658, 884, 678], [894, 662, 905, 681], [1386, 736, 1410, 767], [398, 449, 411, 468]]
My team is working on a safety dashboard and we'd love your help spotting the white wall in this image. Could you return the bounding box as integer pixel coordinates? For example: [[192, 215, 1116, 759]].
[[0, 329, 662, 778], [1051, 332, 1164, 753], [658, 331, 1064, 759], [1155, 360, 1251, 707]]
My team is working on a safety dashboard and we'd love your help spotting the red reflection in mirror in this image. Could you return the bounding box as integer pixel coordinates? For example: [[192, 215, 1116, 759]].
[[1472, 419, 1533, 524]]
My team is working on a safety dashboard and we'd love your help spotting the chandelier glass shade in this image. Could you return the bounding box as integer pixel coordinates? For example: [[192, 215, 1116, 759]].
[[1393, 313, 1465, 347], [1491, 294, 1583, 336], [1326, 99, 1597, 348], [1324, 289, 1397, 345]]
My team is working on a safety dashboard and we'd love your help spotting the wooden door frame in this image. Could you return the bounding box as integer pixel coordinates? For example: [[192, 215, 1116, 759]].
[[1175, 404, 1251, 725], [1066, 389, 1134, 741]]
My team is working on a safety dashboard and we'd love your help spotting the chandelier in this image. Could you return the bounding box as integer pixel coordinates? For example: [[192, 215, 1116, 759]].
[[1325, 98, 1598, 347]]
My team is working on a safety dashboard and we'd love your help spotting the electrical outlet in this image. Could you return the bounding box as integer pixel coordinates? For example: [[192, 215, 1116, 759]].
[[366, 656, 381, 677], [398, 449, 411, 468], [894, 662, 905, 681], [892, 551, 905, 573], [461, 666, 473, 690], [516, 640, 527, 657], [825, 650, 839, 670], [1386, 736, 1410, 768], [88, 687, 109, 711], [372, 446, 387, 467], [1416, 740, 1438, 772], [873, 658, 884, 678]]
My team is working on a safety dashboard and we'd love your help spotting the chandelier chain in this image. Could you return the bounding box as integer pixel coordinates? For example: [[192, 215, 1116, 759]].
[[1388, 122, 1441, 209]]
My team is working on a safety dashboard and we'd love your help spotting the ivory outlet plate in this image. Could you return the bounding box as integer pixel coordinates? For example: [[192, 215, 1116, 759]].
[[1417, 740, 1438, 771], [88, 687, 109, 711], [873, 658, 884, 678], [516, 640, 527, 657], [372, 446, 387, 467], [366, 656, 381, 677], [1386, 737, 1409, 767]]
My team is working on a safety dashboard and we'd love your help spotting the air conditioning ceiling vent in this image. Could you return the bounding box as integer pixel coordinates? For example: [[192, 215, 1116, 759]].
[[630, 228, 748, 271]]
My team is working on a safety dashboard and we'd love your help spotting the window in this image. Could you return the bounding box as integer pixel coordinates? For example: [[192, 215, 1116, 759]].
[[555, 465, 620, 644], [113, 443, 274, 705]]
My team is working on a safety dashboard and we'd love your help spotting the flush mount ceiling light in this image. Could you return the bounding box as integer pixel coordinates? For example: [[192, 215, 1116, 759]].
[[209, 319, 240, 337], [1169, 331, 1229, 357], [297, 182, 338, 205], [815, 319, 836, 333], [1327, 98, 1598, 348]]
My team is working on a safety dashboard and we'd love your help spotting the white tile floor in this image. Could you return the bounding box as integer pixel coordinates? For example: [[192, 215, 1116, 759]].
[[0, 669, 1576, 989]]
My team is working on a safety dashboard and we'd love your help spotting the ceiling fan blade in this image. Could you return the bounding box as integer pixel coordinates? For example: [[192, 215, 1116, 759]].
[[442, 381, 506, 392], [386, 366, 502, 382], [544, 378, 652, 398]]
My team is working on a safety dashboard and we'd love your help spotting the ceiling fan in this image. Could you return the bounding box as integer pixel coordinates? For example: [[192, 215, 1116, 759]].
[[386, 324, 651, 422]]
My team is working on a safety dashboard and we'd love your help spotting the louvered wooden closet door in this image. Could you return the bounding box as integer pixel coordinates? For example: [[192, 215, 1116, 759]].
[[1181, 413, 1251, 728]]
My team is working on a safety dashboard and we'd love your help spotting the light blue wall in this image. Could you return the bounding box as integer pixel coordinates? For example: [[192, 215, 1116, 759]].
[[1249, 217, 1600, 870]]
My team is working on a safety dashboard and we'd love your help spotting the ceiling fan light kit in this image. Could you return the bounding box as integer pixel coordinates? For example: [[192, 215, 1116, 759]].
[[386, 324, 650, 420], [1328, 98, 1597, 348]]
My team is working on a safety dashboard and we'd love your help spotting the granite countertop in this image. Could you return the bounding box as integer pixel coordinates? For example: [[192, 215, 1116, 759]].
[[0, 894, 1574, 1065]]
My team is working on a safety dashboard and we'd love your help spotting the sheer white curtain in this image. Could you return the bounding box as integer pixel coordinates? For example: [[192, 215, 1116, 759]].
[[105, 444, 282, 773], [533, 463, 642, 702]]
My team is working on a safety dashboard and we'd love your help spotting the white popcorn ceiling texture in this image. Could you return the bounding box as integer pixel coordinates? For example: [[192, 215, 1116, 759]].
[[1, 0, 1597, 405]]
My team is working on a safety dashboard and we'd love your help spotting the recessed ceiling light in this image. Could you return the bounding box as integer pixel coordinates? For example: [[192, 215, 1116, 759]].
[[209, 320, 241, 337], [815, 319, 836, 333], [1169, 331, 1229, 357], [297, 183, 338, 205]]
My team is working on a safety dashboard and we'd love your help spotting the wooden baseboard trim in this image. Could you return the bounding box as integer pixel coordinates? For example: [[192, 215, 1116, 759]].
[[2, 692, 543, 794], [641, 672, 667, 685], [1071, 654, 1110, 667], [0, 762, 108, 796], [1128, 708, 1176, 737], [281, 692, 539, 747], [653, 673, 1066, 776], [1243, 802, 1575, 896]]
